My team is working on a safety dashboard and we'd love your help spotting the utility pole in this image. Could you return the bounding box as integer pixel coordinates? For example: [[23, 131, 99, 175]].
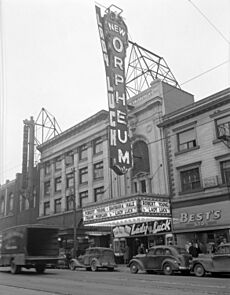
[[71, 167, 77, 258]]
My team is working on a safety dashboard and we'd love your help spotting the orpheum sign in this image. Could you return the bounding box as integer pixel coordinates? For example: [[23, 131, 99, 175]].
[[95, 5, 132, 175]]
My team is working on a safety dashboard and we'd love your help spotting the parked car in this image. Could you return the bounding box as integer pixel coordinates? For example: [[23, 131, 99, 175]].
[[69, 247, 117, 272], [128, 245, 192, 275], [191, 243, 230, 277]]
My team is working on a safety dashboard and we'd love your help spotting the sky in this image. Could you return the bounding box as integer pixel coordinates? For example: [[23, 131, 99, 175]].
[[0, 0, 229, 184]]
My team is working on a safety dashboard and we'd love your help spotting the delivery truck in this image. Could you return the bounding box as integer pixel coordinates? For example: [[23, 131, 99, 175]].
[[0, 224, 61, 274]]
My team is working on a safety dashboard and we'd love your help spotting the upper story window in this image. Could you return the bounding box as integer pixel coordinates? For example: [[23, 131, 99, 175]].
[[8, 193, 14, 212], [66, 172, 74, 188], [80, 190, 88, 207], [132, 140, 150, 176], [220, 160, 230, 185], [180, 167, 201, 193], [66, 195, 74, 211], [140, 180, 147, 193], [44, 201, 50, 216], [177, 128, 197, 152], [55, 176, 62, 192], [54, 198, 62, 213], [93, 161, 104, 180], [55, 157, 62, 171], [79, 144, 88, 161], [93, 137, 103, 155], [19, 194, 24, 212], [44, 180, 50, 195], [0, 195, 5, 215], [44, 162, 51, 175], [216, 115, 230, 139], [79, 167, 88, 184], [94, 186, 104, 202], [65, 151, 74, 167]]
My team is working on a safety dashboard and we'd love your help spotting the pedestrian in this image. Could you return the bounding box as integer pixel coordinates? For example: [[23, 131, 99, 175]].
[[189, 241, 199, 258], [137, 243, 146, 254], [123, 244, 130, 264]]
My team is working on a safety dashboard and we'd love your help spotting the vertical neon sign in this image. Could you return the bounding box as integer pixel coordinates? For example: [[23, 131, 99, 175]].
[[96, 5, 132, 175]]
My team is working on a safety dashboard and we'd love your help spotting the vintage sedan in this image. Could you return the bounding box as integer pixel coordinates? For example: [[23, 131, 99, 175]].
[[69, 247, 117, 272], [128, 245, 192, 275], [192, 243, 230, 277]]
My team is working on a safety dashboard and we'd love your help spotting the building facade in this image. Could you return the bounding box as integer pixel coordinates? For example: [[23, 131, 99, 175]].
[[158, 88, 230, 253], [36, 79, 194, 258]]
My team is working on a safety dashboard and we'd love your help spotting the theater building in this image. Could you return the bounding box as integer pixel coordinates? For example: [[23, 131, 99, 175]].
[[158, 88, 230, 252], [37, 80, 194, 258]]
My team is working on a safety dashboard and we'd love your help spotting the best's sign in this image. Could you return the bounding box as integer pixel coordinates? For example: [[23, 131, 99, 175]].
[[96, 5, 132, 175]]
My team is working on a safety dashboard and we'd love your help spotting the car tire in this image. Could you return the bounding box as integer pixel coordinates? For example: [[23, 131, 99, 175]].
[[35, 265, 46, 274], [130, 262, 139, 274], [194, 263, 205, 277], [10, 261, 21, 274], [163, 263, 173, 275], [90, 260, 98, 272], [69, 261, 76, 271]]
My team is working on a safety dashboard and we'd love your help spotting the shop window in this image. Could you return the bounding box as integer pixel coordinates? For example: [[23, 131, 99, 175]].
[[94, 186, 104, 202], [93, 137, 103, 155], [65, 151, 74, 167], [55, 177, 62, 192], [79, 167, 88, 184], [66, 195, 74, 211], [66, 172, 74, 188], [54, 198, 62, 213], [44, 201, 50, 216], [44, 180, 50, 195], [79, 144, 88, 160], [132, 140, 150, 176], [220, 160, 230, 185], [80, 191, 88, 207], [93, 161, 104, 179], [177, 128, 197, 152], [216, 115, 230, 139], [55, 157, 62, 171], [180, 167, 201, 192], [44, 161, 51, 175]]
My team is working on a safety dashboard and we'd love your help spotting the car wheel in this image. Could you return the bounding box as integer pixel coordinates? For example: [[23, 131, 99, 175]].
[[69, 261, 76, 271], [35, 265, 46, 274], [130, 262, 139, 274], [90, 260, 98, 272], [194, 263, 205, 277], [163, 263, 173, 275], [10, 261, 21, 274]]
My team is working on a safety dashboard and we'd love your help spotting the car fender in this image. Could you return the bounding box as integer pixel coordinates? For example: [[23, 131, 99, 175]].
[[128, 259, 144, 270], [90, 257, 100, 267], [161, 258, 179, 270], [70, 258, 85, 268], [192, 258, 212, 272]]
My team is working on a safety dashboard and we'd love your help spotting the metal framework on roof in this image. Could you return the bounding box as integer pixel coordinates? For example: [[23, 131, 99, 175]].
[[125, 41, 180, 98]]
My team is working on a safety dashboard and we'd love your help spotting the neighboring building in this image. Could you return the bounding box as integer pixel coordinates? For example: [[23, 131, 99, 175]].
[[158, 88, 230, 253], [37, 79, 194, 258]]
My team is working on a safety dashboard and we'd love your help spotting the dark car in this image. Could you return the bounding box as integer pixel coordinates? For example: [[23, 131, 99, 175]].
[[128, 245, 192, 275], [69, 247, 117, 272], [191, 243, 230, 277]]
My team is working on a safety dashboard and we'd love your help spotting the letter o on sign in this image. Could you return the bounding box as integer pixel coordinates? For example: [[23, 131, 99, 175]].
[[113, 37, 123, 53]]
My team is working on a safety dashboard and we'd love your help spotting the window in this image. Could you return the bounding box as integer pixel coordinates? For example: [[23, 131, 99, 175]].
[[180, 167, 201, 192], [79, 167, 88, 184], [94, 186, 104, 202], [220, 160, 230, 185], [140, 180, 146, 193], [19, 194, 24, 212], [25, 197, 29, 210], [79, 144, 88, 160], [55, 157, 62, 170], [133, 181, 138, 193], [93, 137, 103, 155], [65, 151, 74, 166], [66, 196, 74, 211], [177, 128, 196, 152], [66, 173, 74, 188], [216, 115, 230, 139], [44, 201, 50, 216], [0, 196, 5, 215], [55, 177, 62, 192], [44, 181, 50, 195], [44, 162, 51, 175], [8, 193, 14, 212], [54, 198, 62, 213], [132, 141, 150, 176], [80, 191, 88, 207], [155, 248, 164, 255], [93, 161, 104, 179]]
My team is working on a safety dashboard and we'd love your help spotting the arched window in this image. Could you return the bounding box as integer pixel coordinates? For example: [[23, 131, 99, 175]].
[[8, 193, 14, 212], [132, 140, 150, 176]]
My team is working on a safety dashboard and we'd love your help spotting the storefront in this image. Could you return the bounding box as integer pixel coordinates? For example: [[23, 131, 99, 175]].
[[172, 200, 230, 253], [83, 195, 172, 262]]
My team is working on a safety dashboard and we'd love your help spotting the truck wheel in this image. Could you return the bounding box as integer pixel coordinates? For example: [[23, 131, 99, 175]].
[[163, 263, 173, 275], [90, 260, 98, 272], [130, 262, 139, 274], [35, 265, 46, 274], [10, 261, 21, 274], [194, 263, 205, 277]]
